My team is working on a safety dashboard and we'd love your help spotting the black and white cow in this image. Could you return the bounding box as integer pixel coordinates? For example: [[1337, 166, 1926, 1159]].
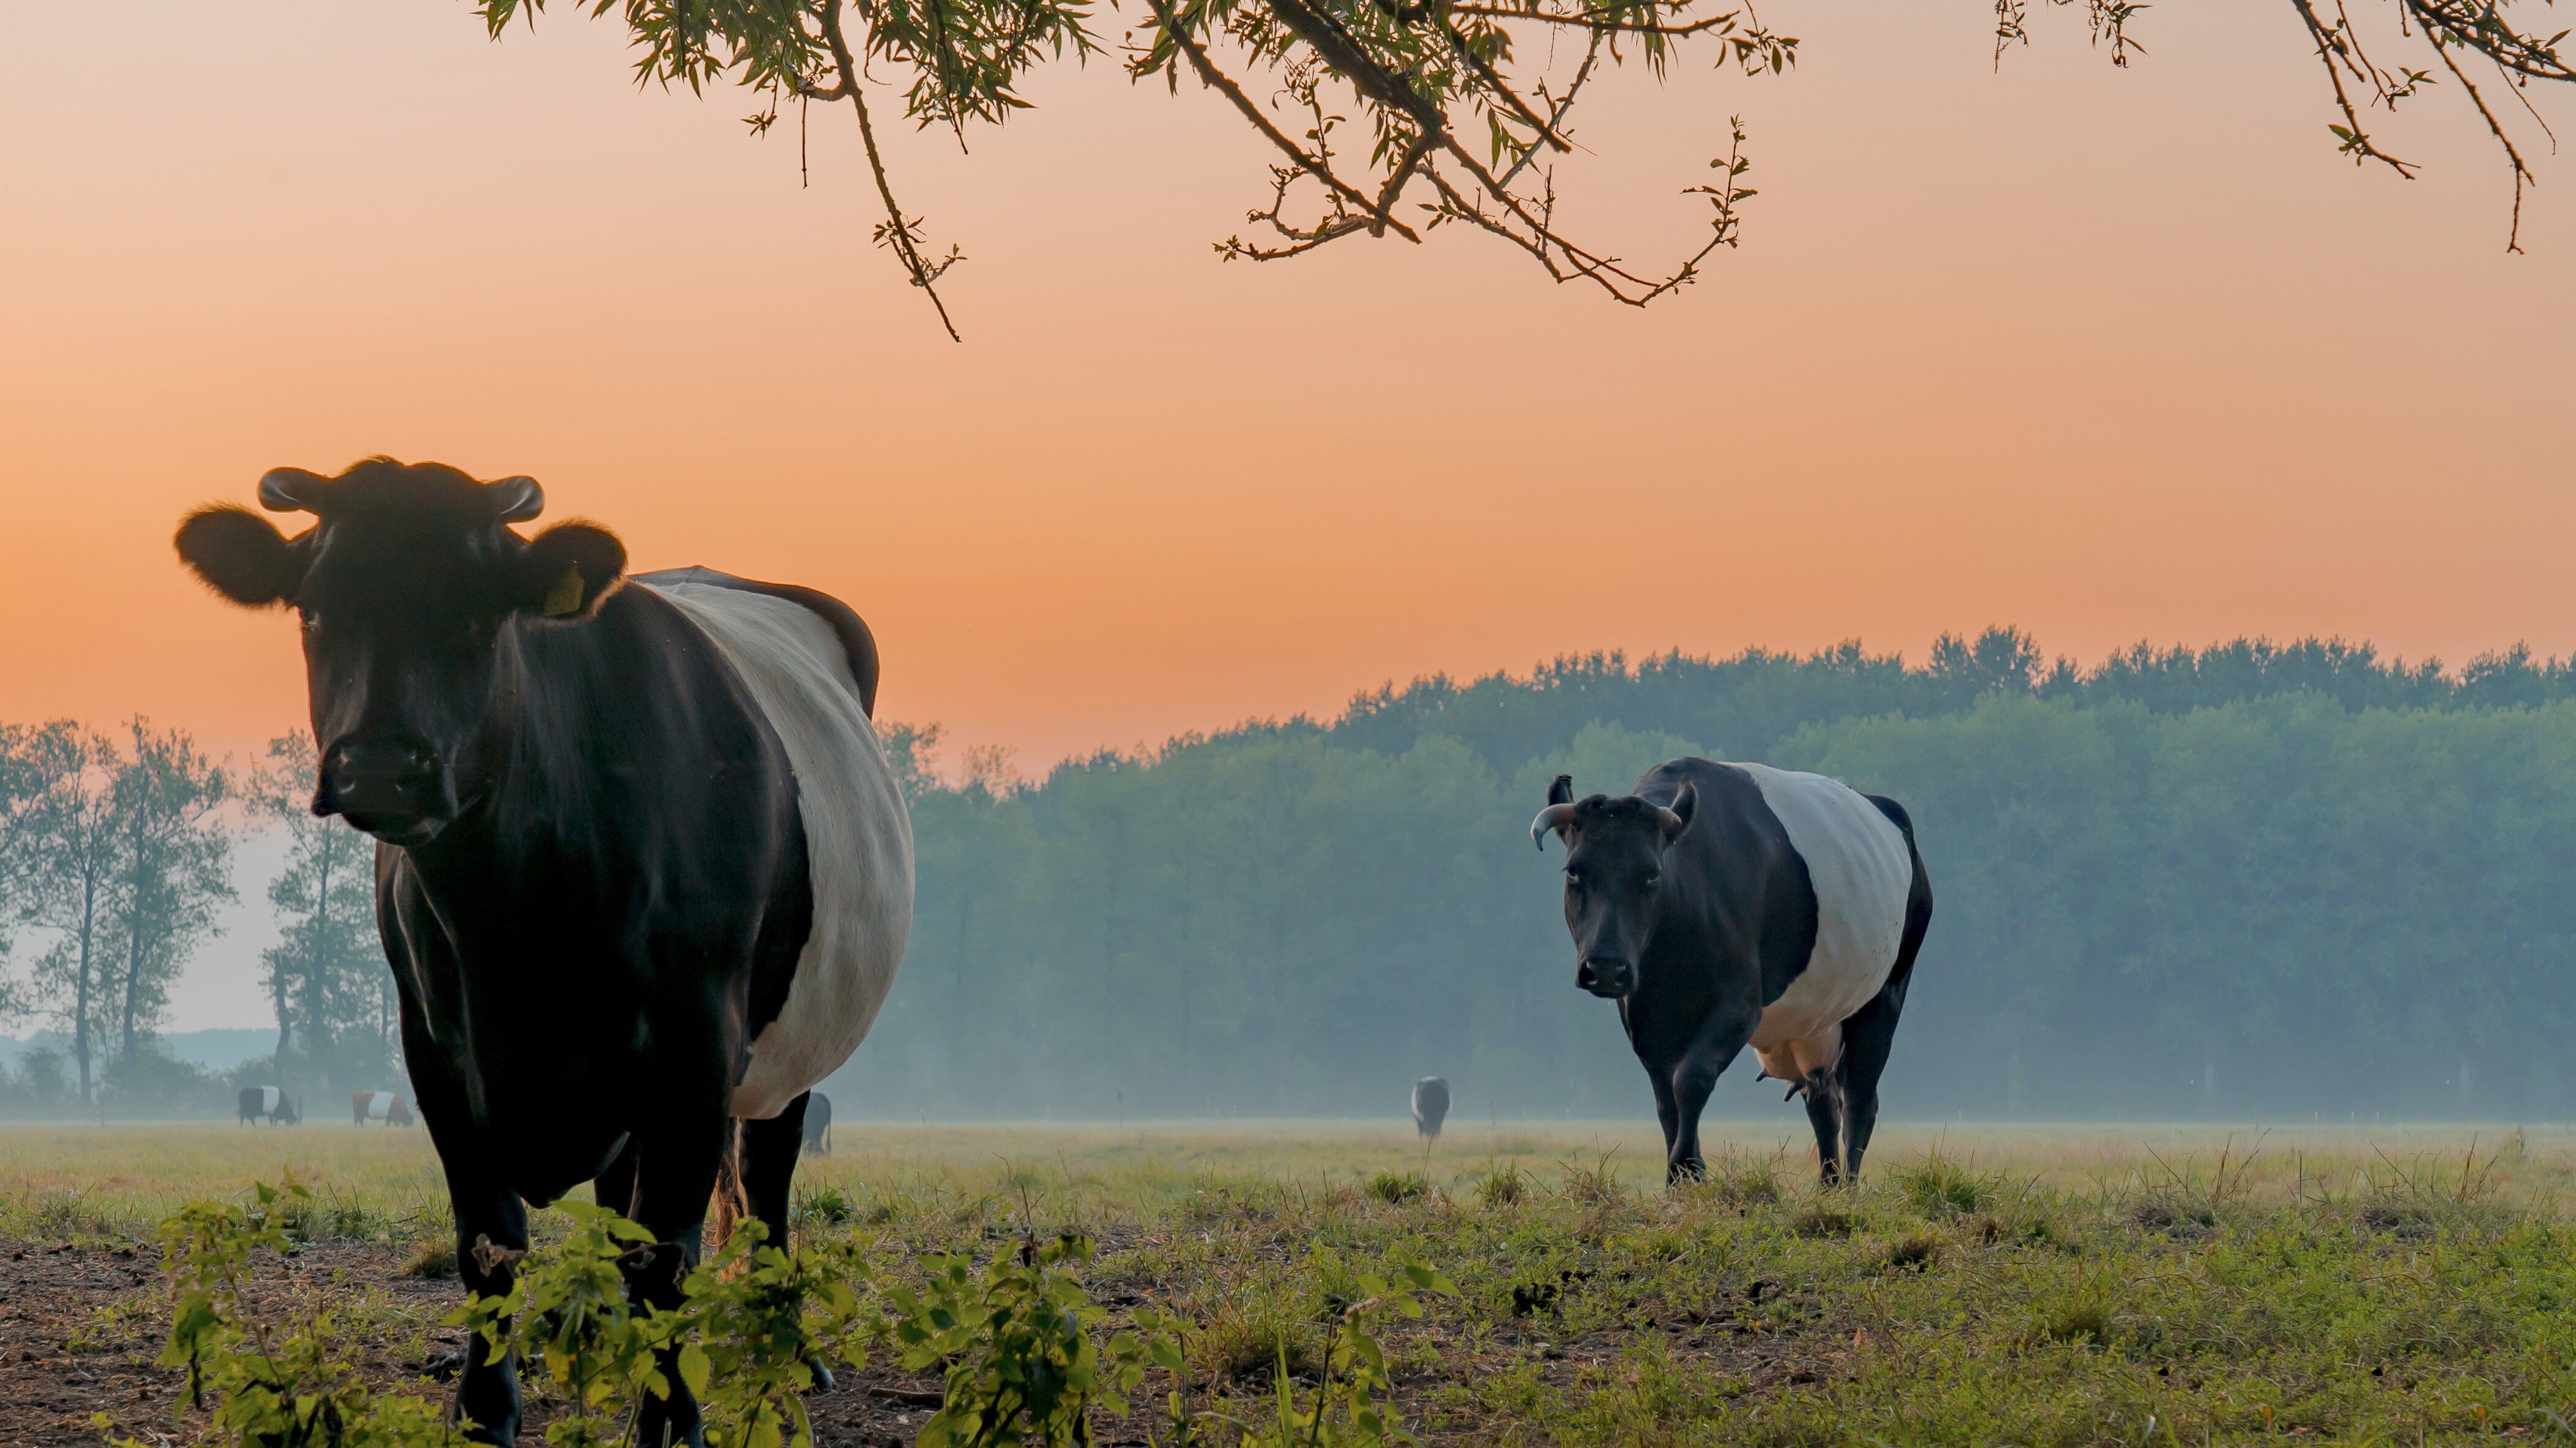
[[1532, 759, 1931, 1186], [238, 1086, 300, 1125], [353, 1090, 416, 1127], [800, 1092, 832, 1156], [1410, 1077, 1450, 1141], [175, 459, 912, 1447]]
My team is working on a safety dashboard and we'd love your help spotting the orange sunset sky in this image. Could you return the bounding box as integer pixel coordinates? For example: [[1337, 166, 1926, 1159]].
[[3, 1, 2571, 774]]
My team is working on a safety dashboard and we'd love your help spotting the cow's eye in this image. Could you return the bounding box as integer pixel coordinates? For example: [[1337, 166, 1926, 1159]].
[[1563, 869, 1583, 888], [1644, 872, 1662, 888]]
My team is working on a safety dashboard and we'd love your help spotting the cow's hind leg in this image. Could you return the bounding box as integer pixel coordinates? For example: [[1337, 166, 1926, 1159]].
[[739, 1094, 808, 1251], [738, 1094, 836, 1390], [627, 1110, 730, 1448], [1803, 1075, 1847, 1186], [1833, 973, 1911, 1183], [1838, 790, 1930, 1186]]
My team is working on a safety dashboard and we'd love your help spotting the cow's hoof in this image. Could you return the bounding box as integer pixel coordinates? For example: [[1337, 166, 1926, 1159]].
[[804, 1354, 836, 1393], [424, 1347, 468, 1381]]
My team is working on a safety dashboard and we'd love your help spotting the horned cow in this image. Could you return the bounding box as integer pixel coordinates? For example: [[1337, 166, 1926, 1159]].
[[1533, 758, 1932, 1185]]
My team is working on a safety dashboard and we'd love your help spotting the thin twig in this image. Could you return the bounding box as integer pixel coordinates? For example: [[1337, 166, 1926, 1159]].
[[814, 0, 963, 340]]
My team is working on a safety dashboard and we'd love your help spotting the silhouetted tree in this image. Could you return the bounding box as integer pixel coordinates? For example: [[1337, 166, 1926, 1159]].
[[254, 733, 396, 1094]]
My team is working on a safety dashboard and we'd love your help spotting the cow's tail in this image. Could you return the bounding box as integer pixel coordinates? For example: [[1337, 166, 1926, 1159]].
[[709, 1121, 752, 1266]]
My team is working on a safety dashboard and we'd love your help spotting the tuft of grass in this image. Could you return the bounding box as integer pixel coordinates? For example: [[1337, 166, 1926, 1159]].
[[1365, 1170, 1428, 1205], [1890, 1151, 1994, 1219], [1557, 1151, 1627, 1210], [2043, 1296, 2114, 1347], [1879, 1231, 1941, 1271], [1198, 1311, 1320, 1385], [794, 1183, 855, 1227], [1685, 1151, 1781, 1211], [1474, 1162, 1526, 1208], [404, 1237, 457, 1279], [1792, 1205, 1857, 1238]]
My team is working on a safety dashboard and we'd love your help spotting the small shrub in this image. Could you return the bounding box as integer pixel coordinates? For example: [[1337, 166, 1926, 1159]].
[[154, 1179, 472, 1447], [1236, 1246, 1456, 1447], [885, 1233, 1165, 1448], [1365, 1170, 1427, 1205], [1970, 1214, 2008, 1244]]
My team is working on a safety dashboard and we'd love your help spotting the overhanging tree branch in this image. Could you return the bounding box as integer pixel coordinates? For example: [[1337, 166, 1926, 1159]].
[[480, 0, 2570, 331]]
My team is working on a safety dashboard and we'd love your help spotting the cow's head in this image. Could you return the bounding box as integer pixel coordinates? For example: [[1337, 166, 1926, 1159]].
[[1531, 773, 1696, 999], [174, 457, 625, 845]]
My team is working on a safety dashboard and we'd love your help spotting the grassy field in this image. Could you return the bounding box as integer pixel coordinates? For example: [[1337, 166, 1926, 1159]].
[[6, 1120, 2576, 1445]]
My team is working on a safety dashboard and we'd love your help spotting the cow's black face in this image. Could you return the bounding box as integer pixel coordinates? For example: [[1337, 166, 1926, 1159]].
[[1535, 779, 1695, 1000], [176, 458, 625, 845]]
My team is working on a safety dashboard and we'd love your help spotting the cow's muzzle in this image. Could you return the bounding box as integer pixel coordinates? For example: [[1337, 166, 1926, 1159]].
[[1575, 956, 1635, 999], [315, 736, 452, 844]]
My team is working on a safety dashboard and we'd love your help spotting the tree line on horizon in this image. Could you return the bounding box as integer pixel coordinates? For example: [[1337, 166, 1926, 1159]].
[[827, 628, 2576, 1124], [0, 725, 392, 1116], [9, 626, 2576, 1122]]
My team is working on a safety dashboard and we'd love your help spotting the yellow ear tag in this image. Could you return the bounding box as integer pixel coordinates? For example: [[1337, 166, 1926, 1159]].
[[541, 565, 585, 619]]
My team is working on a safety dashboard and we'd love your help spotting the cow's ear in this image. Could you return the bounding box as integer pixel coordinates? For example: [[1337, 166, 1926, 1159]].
[[1662, 781, 1697, 839], [516, 520, 626, 620], [175, 505, 306, 606], [1547, 774, 1575, 807]]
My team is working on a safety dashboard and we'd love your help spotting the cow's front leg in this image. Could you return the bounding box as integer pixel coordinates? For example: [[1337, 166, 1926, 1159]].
[[1645, 1070, 1683, 1170], [403, 1024, 527, 1443], [446, 1179, 530, 1445], [626, 1108, 730, 1448], [1667, 1005, 1760, 1184]]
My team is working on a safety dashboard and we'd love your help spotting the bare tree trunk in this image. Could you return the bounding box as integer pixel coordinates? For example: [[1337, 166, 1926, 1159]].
[[119, 896, 144, 1070], [71, 871, 97, 1103]]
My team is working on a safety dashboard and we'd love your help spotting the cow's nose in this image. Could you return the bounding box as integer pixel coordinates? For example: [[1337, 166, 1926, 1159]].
[[316, 737, 443, 823], [1577, 956, 1634, 998]]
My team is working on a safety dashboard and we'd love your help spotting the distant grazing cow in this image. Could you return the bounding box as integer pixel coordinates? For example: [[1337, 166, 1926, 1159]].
[[352, 1091, 415, 1127], [238, 1086, 299, 1125], [175, 459, 913, 1447], [1410, 1077, 1450, 1141], [1532, 760, 1932, 1185], [801, 1093, 832, 1156]]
